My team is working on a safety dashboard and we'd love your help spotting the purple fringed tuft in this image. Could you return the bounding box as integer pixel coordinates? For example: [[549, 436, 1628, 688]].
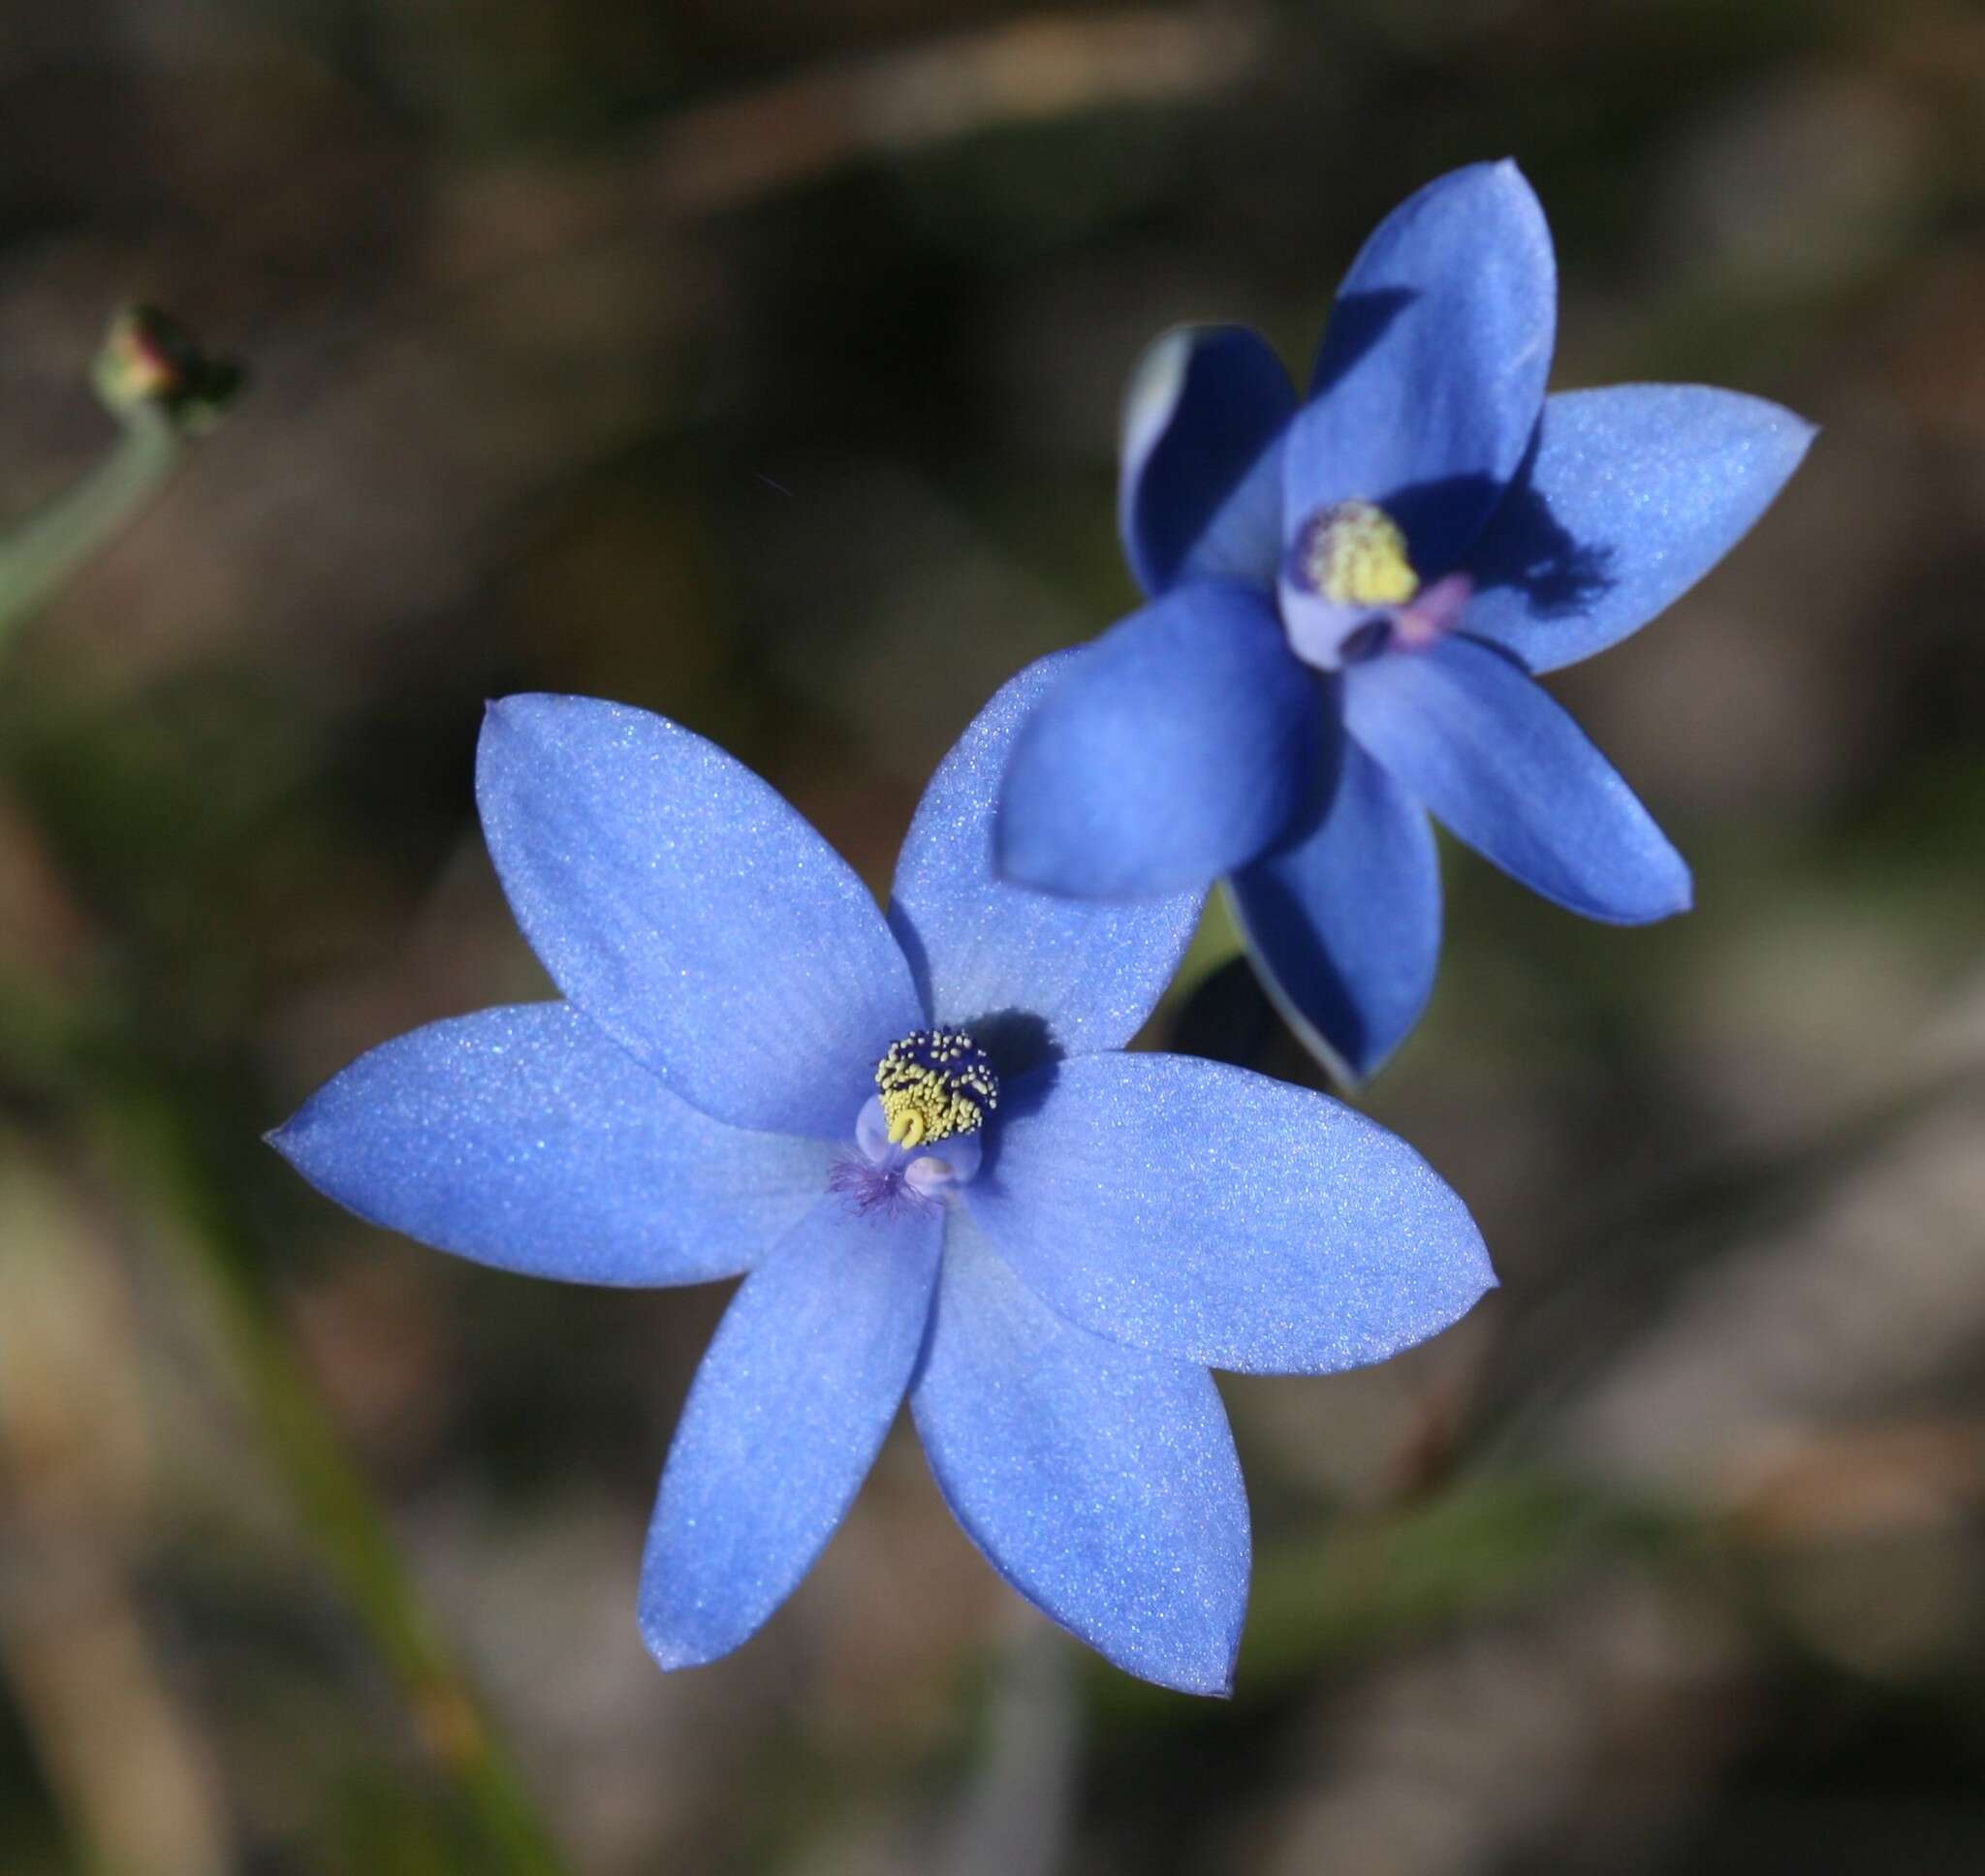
[[828, 1155, 939, 1222]]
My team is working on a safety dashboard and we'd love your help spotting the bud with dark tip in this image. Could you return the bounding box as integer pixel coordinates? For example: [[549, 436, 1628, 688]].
[[91, 306, 243, 434]]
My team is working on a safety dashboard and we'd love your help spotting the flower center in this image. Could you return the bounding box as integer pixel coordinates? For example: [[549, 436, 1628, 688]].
[[874, 1027, 999, 1148], [1279, 499, 1473, 672], [830, 1029, 998, 1217], [1296, 500, 1421, 609]]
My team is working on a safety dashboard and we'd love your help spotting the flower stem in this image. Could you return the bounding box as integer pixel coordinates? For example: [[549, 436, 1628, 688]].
[[0, 404, 181, 660], [102, 1079, 570, 1875], [0, 307, 540, 1859]]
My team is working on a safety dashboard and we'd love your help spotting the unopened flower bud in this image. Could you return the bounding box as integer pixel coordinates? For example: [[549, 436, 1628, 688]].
[[91, 305, 243, 433]]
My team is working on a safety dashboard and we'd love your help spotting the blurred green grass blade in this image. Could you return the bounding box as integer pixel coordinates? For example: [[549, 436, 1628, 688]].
[[99, 1079, 571, 1876]]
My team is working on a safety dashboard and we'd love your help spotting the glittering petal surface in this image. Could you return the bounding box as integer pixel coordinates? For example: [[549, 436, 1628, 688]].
[[1463, 385, 1816, 672], [269, 1003, 829, 1286], [1345, 635, 1691, 923], [910, 1206, 1248, 1696], [1284, 162, 1555, 578], [1227, 727, 1441, 1084], [996, 583, 1318, 898], [477, 695, 920, 1141], [890, 653, 1205, 1067], [968, 1053, 1494, 1374], [638, 1192, 942, 1669], [1119, 324, 1296, 597]]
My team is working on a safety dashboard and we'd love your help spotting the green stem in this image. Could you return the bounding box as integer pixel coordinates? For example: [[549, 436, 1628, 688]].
[[103, 1082, 570, 1875], [0, 405, 180, 656]]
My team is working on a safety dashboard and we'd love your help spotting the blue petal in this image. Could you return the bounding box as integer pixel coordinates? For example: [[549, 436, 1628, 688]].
[[1343, 635, 1691, 922], [968, 1053, 1493, 1374], [911, 1206, 1248, 1696], [996, 583, 1319, 899], [269, 1003, 829, 1286], [1464, 385, 1815, 672], [1285, 162, 1556, 577], [1119, 325, 1295, 597], [477, 695, 921, 1141], [890, 653, 1205, 1069], [1227, 726, 1441, 1084], [639, 1191, 942, 1669]]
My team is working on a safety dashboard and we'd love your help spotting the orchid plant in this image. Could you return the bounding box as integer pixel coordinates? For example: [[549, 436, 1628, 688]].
[[270, 161, 1808, 1697], [997, 162, 1812, 1079], [273, 661, 1494, 1693]]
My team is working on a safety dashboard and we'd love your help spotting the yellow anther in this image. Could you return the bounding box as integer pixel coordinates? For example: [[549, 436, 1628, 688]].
[[1301, 501, 1420, 608], [875, 1029, 998, 1148]]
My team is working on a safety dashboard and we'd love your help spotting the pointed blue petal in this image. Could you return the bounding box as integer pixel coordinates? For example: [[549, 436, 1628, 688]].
[[639, 1192, 941, 1669], [911, 1206, 1248, 1696], [477, 695, 920, 1141], [1344, 636, 1691, 922], [968, 1053, 1493, 1375], [1285, 162, 1556, 577], [890, 654, 1205, 1068], [1464, 385, 1815, 672], [1119, 325, 1295, 597], [1228, 728, 1441, 1084], [996, 584, 1318, 899], [269, 1003, 829, 1286]]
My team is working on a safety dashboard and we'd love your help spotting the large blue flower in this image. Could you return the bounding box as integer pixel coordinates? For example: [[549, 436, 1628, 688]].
[[270, 661, 1494, 1695], [998, 161, 1814, 1081]]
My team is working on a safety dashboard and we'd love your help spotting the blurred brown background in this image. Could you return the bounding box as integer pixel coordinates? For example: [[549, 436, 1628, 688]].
[[3, 1, 1985, 1871]]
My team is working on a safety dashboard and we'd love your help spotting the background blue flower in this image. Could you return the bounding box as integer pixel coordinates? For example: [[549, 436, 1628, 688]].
[[270, 660, 1494, 1696], [999, 161, 1814, 1082]]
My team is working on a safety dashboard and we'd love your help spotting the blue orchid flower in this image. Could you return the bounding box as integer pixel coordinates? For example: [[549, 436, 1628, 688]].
[[269, 660, 1494, 1695], [998, 160, 1814, 1081]]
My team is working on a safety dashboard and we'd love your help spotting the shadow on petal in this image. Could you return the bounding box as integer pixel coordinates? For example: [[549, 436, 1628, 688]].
[[1372, 469, 1504, 583], [1466, 441, 1619, 620], [969, 1043, 1061, 1185], [1310, 287, 1419, 397], [964, 1006, 1060, 1086]]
